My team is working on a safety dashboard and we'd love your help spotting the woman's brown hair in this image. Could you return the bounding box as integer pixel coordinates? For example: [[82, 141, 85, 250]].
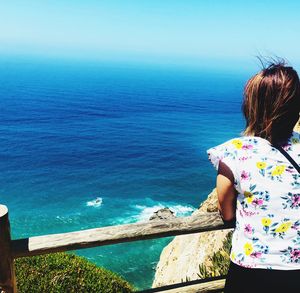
[[243, 60, 300, 144]]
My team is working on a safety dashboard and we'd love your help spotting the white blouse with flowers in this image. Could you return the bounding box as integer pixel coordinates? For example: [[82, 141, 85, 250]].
[[207, 131, 300, 270]]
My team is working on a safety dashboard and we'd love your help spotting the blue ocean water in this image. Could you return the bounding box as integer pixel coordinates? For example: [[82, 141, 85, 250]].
[[0, 57, 247, 289]]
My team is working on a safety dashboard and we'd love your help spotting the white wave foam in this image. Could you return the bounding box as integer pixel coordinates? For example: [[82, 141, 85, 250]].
[[86, 197, 103, 207], [132, 202, 195, 222]]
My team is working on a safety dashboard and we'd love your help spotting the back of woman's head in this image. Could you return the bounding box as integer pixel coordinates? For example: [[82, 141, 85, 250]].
[[243, 59, 300, 144]]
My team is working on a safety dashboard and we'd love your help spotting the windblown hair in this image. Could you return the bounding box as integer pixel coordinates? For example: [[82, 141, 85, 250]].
[[243, 60, 300, 144]]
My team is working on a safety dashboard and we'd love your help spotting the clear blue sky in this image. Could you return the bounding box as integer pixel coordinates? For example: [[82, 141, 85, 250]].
[[1, 0, 300, 65]]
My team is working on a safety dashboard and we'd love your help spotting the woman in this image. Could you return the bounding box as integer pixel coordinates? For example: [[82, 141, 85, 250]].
[[207, 61, 300, 292]]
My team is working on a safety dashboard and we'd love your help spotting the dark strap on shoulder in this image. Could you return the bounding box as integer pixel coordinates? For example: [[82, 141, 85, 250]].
[[273, 144, 300, 174]]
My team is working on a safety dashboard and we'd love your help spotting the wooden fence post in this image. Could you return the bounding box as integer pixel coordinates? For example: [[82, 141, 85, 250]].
[[0, 205, 17, 293]]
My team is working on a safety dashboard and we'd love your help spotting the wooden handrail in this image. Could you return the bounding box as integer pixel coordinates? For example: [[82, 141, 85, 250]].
[[0, 205, 234, 293], [12, 212, 233, 258], [138, 276, 225, 293]]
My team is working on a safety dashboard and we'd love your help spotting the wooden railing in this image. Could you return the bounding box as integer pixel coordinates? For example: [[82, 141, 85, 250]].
[[0, 204, 234, 293]]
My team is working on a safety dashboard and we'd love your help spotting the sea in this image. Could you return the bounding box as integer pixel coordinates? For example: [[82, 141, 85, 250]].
[[0, 56, 248, 290]]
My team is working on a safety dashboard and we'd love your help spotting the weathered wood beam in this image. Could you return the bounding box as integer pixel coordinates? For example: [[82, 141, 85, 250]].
[[12, 212, 233, 258], [0, 205, 17, 293], [138, 276, 225, 293]]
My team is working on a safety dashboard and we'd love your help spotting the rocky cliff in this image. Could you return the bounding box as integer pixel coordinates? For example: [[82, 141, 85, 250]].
[[152, 189, 230, 288]]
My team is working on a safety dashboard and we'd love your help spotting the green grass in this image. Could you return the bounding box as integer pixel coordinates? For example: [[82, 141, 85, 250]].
[[14, 252, 135, 293]]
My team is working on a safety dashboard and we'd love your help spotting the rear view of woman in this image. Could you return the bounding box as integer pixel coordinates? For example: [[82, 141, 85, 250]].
[[207, 61, 300, 292]]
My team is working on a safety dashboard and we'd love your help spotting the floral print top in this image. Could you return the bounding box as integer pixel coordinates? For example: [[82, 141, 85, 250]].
[[207, 131, 300, 269]]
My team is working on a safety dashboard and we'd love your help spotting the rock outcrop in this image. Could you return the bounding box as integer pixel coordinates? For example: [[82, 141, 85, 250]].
[[149, 207, 176, 221], [152, 189, 231, 288]]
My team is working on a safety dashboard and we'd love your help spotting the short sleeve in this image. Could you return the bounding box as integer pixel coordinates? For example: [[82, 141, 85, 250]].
[[206, 139, 240, 177]]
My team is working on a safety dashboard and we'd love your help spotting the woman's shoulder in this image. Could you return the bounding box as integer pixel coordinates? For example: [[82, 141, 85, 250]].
[[209, 131, 300, 150], [207, 136, 253, 170], [208, 136, 263, 152], [207, 136, 270, 171]]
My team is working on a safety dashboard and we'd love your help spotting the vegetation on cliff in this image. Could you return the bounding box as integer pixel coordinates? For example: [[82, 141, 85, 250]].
[[15, 252, 135, 293], [198, 231, 232, 279]]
